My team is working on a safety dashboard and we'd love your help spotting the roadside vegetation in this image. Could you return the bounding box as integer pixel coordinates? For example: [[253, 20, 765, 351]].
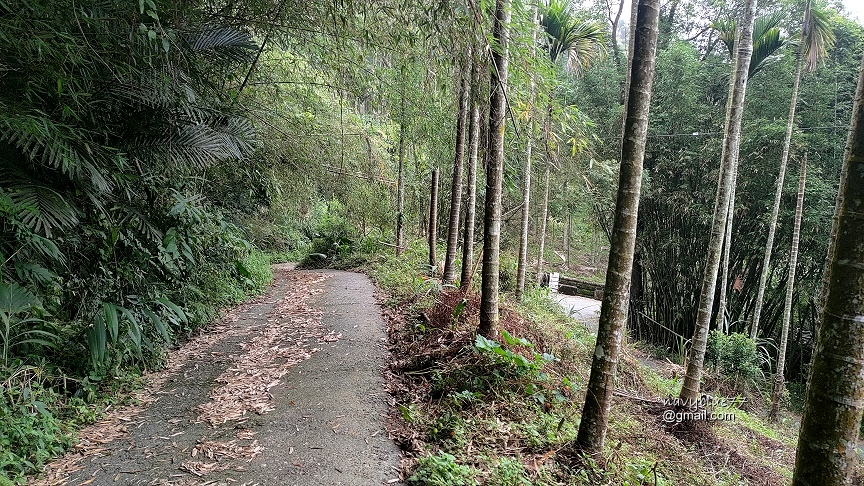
[[366, 245, 818, 485]]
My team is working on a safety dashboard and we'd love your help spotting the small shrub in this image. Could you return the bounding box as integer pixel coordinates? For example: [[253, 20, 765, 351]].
[[428, 412, 468, 448], [517, 411, 577, 450], [488, 457, 531, 486], [706, 331, 761, 380], [408, 452, 476, 485], [498, 254, 519, 293], [474, 331, 555, 376], [0, 365, 71, 482], [786, 381, 806, 413]]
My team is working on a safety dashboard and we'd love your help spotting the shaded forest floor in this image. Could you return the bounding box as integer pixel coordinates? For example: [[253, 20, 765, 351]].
[[369, 243, 808, 485]]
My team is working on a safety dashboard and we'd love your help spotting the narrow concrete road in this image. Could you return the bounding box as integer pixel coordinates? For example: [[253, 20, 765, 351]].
[[552, 292, 602, 333], [240, 270, 402, 485], [35, 267, 401, 486]]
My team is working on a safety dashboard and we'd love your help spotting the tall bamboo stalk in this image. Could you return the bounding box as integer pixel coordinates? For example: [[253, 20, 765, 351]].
[[717, 162, 739, 332], [461, 50, 482, 289], [535, 162, 551, 283], [516, 3, 539, 300], [751, 53, 804, 340], [428, 168, 439, 270], [395, 88, 406, 255], [443, 73, 469, 284]]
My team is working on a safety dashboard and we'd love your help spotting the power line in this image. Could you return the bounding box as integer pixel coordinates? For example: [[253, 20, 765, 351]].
[[645, 124, 847, 139], [596, 124, 849, 142]]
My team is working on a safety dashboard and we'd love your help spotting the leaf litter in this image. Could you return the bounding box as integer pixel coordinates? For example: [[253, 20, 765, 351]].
[[31, 271, 335, 486]]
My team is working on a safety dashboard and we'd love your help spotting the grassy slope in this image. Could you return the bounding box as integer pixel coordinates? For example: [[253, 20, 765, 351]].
[[367, 243, 800, 486]]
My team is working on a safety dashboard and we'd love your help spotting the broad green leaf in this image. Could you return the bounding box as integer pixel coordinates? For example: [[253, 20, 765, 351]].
[[155, 297, 187, 324], [144, 309, 172, 344], [103, 303, 119, 345], [0, 282, 38, 316]]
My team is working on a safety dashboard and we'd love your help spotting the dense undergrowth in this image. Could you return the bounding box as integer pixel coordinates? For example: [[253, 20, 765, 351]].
[[367, 243, 814, 485], [0, 0, 281, 481]]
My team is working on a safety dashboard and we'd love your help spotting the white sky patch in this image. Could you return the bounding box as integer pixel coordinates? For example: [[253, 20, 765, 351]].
[[586, 0, 863, 27], [843, 0, 864, 22]]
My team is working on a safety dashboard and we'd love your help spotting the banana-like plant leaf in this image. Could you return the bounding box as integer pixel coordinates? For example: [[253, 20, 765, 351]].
[[155, 297, 187, 324], [87, 315, 107, 368], [103, 303, 119, 346], [144, 309, 172, 344], [0, 282, 38, 316]]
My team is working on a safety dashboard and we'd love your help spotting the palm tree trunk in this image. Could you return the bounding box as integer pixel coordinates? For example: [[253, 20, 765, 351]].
[[751, 55, 804, 340], [770, 156, 806, 420], [814, 55, 856, 341], [516, 4, 539, 301], [792, 53, 864, 485], [608, 0, 625, 70], [461, 52, 482, 289], [443, 74, 469, 284], [428, 167, 439, 270], [535, 161, 551, 284], [576, 0, 660, 455], [717, 162, 739, 333], [478, 0, 510, 339], [395, 89, 407, 256], [680, 0, 757, 403], [620, 0, 639, 105]]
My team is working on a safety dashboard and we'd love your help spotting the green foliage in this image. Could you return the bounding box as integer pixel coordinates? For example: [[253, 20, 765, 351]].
[[408, 452, 476, 486], [0, 366, 71, 483], [517, 411, 577, 450], [307, 202, 359, 259], [0, 283, 56, 368], [0, 0, 281, 474], [428, 411, 468, 447], [488, 457, 531, 486], [474, 331, 555, 374], [705, 331, 763, 380], [714, 11, 787, 78], [296, 200, 380, 269], [540, 0, 607, 73]]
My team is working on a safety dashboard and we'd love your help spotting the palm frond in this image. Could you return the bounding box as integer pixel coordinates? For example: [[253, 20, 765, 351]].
[[0, 109, 114, 192], [0, 282, 39, 316], [711, 18, 736, 57], [135, 117, 254, 173], [540, 0, 606, 75], [2, 182, 79, 238], [801, 0, 835, 72], [185, 26, 258, 63], [712, 11, 788, 79], [754, 11, 785, 42], [750, 25, 785, 78]]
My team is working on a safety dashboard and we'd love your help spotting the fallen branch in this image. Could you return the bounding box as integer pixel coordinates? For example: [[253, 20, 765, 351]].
[[613, 390, 664, 405]]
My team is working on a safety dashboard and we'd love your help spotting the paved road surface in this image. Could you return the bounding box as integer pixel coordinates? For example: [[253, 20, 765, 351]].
[[35, 266, 401, 486], [552, 292, 602, 333]]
